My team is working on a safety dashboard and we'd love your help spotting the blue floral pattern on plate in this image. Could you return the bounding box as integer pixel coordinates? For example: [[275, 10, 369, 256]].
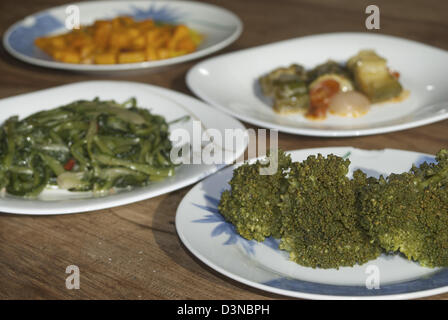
[[264, 269, 448, 297], [414, 155, 436, 167], [192, 194, 257, 255], [8, 14, 64, 57], [118, 4, 183, 22]]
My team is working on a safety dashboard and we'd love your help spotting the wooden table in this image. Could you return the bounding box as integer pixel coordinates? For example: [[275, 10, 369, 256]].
[[0, 0, 447, 300]]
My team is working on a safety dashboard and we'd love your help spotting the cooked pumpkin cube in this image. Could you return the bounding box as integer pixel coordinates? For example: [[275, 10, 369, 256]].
[[52, 50, 80, 63], [118, 51, 145, 63], [172, 25, 190, 41], [145, 47, 158, 61], [93, 21, 112, 48], [80, 44, 95, 58], [131, 36, 146, 50], [138, 19, 155, 30], [146, 29, 170, 48], [109, 32, 131, 49], [94, 52, 117, 64], [175, 37, 196, 53], [126, 27, 140, 39], [49, 36, 66, 50], [156, 48, 172, 60]]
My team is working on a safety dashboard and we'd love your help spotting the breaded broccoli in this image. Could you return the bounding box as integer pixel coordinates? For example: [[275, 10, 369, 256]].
[[218, 150, 292, 241], [278, 154, 382, 269], [359, 149, 448, 268]]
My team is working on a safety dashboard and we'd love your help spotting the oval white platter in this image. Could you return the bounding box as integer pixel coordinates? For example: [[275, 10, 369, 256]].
[[187, 33, 448, 137], [0, 81, 247, 214], [3, 0, 243, 72], [176, 147, 448, 300]]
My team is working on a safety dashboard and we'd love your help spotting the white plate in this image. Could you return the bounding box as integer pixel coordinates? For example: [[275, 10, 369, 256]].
[[187, 33, 448, 137], [3, 0, 242, 72], [0, 81, 247, 214], [176, 147, 448, 300]]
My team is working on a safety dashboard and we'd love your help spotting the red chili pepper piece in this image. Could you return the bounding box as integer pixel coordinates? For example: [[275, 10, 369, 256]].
[[64, 159, 76, 171], [306, 79, 340, 120]]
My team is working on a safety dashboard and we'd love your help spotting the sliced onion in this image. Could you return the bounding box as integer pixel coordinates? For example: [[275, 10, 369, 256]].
[[40, 144, 70, 153], [329, 91, 371, 117], [57, 172, 86, 190]]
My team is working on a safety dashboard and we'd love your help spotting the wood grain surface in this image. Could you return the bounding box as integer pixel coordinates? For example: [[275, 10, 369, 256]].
[[0, 0, 447, 300]]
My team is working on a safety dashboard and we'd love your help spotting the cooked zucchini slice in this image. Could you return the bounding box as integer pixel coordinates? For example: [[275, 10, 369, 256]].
[[307, 60, 350, 84], [347, 50, 402, 103], [260, 64, 309, 114], [259, 64, 307, 97], [273, 92, 310, 115], [273, 80, 309, 114]]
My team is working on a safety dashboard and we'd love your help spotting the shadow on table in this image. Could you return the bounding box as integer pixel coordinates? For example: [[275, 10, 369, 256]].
[[151, 168, 289, 299]]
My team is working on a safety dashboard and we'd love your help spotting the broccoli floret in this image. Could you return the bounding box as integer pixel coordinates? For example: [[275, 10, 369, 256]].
[[359, 149, 448, 268], [279, 154, 382, 269], [218, 150, 292, 241]]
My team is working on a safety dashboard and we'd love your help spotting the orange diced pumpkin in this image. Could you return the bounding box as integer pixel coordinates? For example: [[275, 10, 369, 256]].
[[80, 44, 95, 58], [145, 47, 158, 60], [131, 36, 146, 50], [146, 29, 160, 43], [138, 19, 155, 30], [172, 25, 190, 41], [156, 48, 172, 60], [53, 51, 80, 63], [34, 37, 47, 49], [109, 32, 130, 49], [126, 27, 140, 38], [49, 36, 66, 49], [94, 52, 117, 64], [176, 37, 196, 53], [93, 22, 112, 48], [118, 51, 145, 63]]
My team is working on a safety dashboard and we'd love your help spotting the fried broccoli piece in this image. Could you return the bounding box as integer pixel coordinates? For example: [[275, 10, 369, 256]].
[[359, 149, 448, 268], [279, 154, 382, 269], [307, 60, 351, 84], [218, 150, 292, 241]]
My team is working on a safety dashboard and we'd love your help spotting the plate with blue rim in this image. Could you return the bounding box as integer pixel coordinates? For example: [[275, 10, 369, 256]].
[[175, 147, 448, 300], [3, 0, 242, 72]]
